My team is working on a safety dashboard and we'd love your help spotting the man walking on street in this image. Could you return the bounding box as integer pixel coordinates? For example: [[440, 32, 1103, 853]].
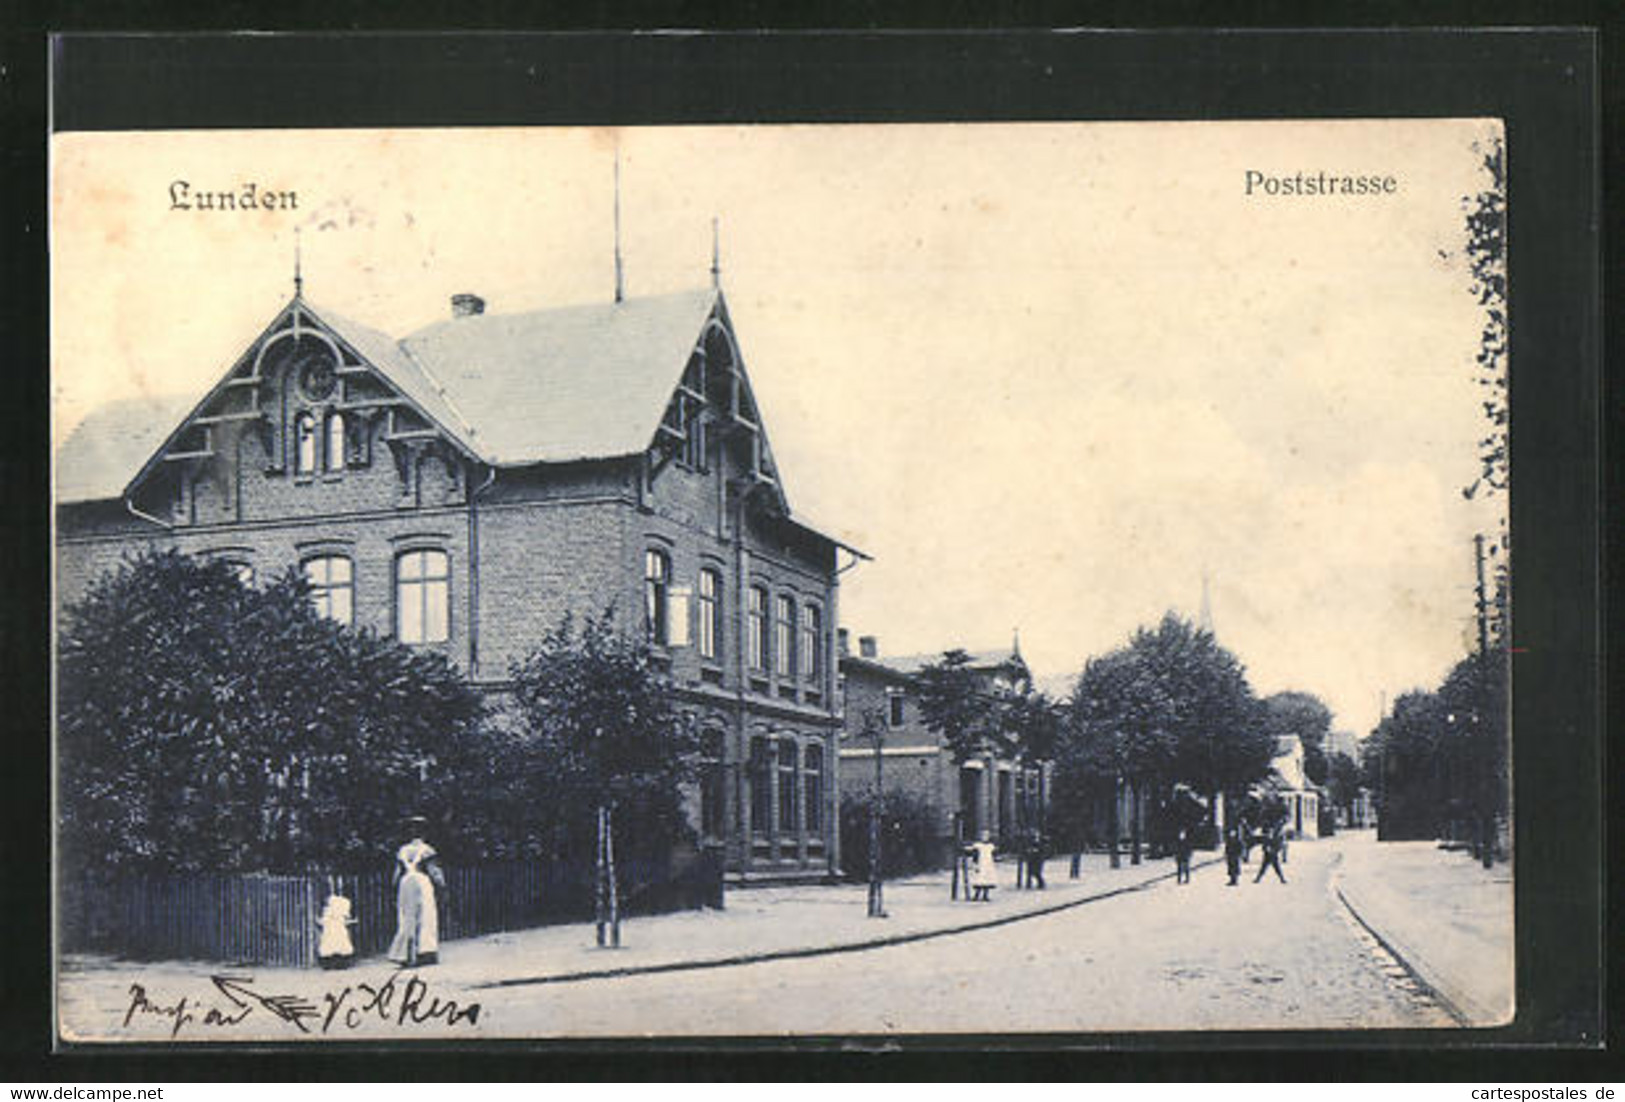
[[1253, 823, 1287, 884], [1174, 827, 1194, 884], [1223, 825, 1242, 886]]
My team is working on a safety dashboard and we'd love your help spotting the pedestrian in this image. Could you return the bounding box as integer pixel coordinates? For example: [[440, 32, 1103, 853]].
[[1174, 827, 1194, 885], [1024, 826, 1047, 890], [1223, 825, 1242, 886], [389, 817, 445, 967], [1253, 823, 1287, 884], [316, 893, 355, 970], [968, 832, 997, 902]]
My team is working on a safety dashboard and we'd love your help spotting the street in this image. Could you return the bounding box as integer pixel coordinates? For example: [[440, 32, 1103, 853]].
[[474, 838, 1449, 1035], [61, 835, 1462, 1041]]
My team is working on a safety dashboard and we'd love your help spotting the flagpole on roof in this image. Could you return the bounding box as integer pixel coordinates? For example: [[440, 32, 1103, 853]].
[[711, 216, 721, 290], [613, 147, 625, 304]]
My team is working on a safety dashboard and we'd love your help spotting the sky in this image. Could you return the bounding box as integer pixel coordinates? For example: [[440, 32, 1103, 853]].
[[51, 121, 1506, 740]]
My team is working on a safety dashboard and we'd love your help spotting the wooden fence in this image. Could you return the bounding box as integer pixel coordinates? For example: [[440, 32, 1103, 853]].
[[61, 849, 723, 968]]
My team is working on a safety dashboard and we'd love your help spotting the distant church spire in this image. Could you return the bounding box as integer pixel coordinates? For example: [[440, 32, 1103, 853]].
[[613, 147, 625, 304], [710, 216, 721, 290], [1199, 570, 1214, 635]]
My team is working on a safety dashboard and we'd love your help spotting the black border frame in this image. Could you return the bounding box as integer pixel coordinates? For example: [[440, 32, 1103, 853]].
[[3, 19, 1610, 1082]]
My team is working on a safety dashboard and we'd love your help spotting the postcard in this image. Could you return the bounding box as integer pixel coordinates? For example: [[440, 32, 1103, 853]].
[[52, 119, 1512, 1041]]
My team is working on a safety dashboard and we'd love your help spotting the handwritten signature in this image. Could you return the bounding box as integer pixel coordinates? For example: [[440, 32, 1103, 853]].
[[124, 972, 482, 1038]]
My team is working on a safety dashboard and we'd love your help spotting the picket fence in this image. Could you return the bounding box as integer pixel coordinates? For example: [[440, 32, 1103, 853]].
[[61, 850, 723, 968]]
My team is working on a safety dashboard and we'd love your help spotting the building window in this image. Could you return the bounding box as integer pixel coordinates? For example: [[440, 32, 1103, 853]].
[[303, 555, 353, 626], [778, 737, 799, 835], [216, 559, 255, 588], [396, 549, 449, 644], [749, 737, 771, 835], [326, 413, 346, 472], [802, 602, 822, 682], [700, 730, 726, 840], [774, 594, 795, 678], [803, 742, 823, 835], [644, 548, 670, 646], [294, 412, 317, 474], [698, 568, 721, 662], [748, 585, 768, 672], [888, 690, 906, 729]]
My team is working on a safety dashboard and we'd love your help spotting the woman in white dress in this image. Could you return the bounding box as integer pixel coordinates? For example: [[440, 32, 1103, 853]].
[[388, 826, 442, 966]]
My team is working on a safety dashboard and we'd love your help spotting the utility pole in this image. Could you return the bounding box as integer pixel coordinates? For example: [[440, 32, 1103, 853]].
[[1474, 533, 1489, 656], [866, 710, 886, 918]]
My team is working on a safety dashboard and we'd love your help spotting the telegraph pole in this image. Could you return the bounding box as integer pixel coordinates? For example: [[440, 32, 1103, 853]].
[[1474, 533, 1489, 655]]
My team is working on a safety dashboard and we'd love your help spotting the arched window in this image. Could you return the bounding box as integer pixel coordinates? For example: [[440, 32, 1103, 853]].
[[777, 737, 799, 834], [294, 412, 317, 474], [303, 555, 353, 626], [748, 585, 768, 672], [700, 730, 726, 840], [396, 549, 449, 644], [803, 742, 823, 834], [774, 594, 796, 678], [749, 736, 771, 836], [698, 568, 722, 661], [802, 602, 822, 683], [644, 548, 671, 645], [325, 412, 345, 472]]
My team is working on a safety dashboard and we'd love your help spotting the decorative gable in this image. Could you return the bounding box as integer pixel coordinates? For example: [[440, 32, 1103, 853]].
[[123, 298, 477, 525]]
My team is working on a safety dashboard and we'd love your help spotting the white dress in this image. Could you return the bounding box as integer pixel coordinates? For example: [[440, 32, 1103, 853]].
[[388, 839, 440, 964], [970, 841, 998, 889], [317, 895, 354, 958]]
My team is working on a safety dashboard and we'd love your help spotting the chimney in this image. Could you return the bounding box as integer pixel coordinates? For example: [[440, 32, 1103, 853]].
[[837, 628, 850, 657], [451, 293, 486, 318], [859, 635, 878, 659]]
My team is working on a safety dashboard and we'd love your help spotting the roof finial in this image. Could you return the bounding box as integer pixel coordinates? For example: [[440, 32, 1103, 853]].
[[710, 216, 721, 290], [1011, 627, 1022, 659], [293, 226, 303, 299], [613, 146, 624, 304]]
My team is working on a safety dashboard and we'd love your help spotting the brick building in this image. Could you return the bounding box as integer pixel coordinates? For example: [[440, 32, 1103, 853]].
[[55, 282, 862, 883], [836, 634, 1041, 859]]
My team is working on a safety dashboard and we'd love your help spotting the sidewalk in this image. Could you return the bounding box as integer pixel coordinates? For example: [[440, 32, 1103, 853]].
[[62, 849, 1198, 997], [1331, 830, 1514, 1026], [464, 850, 1207, 988]]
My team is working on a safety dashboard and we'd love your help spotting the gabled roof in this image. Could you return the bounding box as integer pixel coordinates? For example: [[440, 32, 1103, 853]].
[[882, 648, 1029, 677], [56, 286, 745, 503], [55, 393, 199, 504], [401, 288, 720, 465]]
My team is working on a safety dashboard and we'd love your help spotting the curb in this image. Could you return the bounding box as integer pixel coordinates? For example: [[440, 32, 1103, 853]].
[[479, 856, 1222, 990], [1331, 874, 1474, 1027]]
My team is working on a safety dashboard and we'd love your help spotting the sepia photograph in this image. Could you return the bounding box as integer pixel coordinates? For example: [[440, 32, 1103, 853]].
[[51, 119, 1514, 1042]]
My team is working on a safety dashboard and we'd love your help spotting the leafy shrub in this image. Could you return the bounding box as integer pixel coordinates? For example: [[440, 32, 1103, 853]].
[[839, 790, 945, 881]]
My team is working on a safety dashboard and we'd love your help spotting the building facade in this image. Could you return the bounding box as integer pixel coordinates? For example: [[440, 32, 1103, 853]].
[[55, 284, 860, 883], [836, 635, 1041, 857]]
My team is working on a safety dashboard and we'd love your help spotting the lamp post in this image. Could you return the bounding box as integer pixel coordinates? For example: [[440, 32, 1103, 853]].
[[866, 709, 886, 918]]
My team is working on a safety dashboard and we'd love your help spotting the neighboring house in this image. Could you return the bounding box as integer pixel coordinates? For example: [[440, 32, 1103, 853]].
[[55, 280, 863, 884], [1264, 736, 1322, 839], [836, 633, 1040, 856]]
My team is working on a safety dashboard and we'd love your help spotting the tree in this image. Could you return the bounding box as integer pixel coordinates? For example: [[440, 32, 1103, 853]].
[[914, 649, 998, 768], [1326, 751, 1364, 819], [57, 549, 486, 876], [1260, 690, 1334, 786], [1134, 614, 1272, 824], [507, 609, 698, 945], [1066, 645, 1175, 865]]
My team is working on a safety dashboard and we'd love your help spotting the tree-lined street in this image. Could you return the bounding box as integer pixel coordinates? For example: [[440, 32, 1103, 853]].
[[59, 831, 1509, 1041]]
